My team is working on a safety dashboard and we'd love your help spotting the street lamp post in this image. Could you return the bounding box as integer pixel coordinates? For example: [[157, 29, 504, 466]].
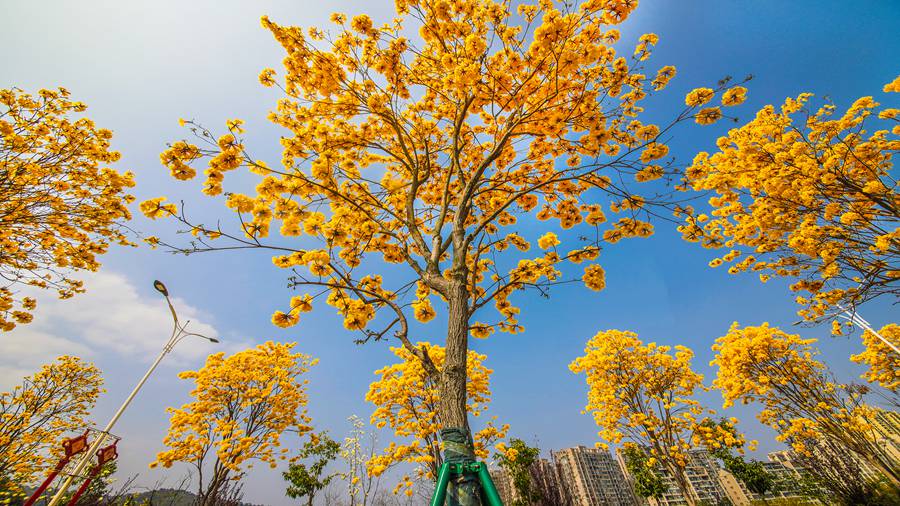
[[837, 303, 900, 355], [46, 281, 217, 506]]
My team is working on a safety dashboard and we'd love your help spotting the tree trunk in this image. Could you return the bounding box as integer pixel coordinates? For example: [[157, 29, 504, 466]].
[[671, 466, 697, 506], [439, 282, 471, 432], [201, 466, 229, 506], [437, 280, 480, 506]]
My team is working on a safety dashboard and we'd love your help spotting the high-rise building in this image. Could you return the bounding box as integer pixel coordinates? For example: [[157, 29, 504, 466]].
[[532, 457, 568, 503], [554, 446, 636, 506], [615, 448, 729, 506], [766, 408, 900, 483], [488, 457, 568, 505], [717, 462, 820, 505], [869, 408, 900, 463], [770, 443, 885, 485], [870, 408, 900, 438], [489, 466, 515, 505]]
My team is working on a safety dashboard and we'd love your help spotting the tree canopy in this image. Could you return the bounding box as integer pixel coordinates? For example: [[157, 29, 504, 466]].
[[0, 87, 134, 331]]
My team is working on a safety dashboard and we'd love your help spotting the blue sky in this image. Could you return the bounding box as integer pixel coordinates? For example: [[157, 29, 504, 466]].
[[1, 1, 898, 504]]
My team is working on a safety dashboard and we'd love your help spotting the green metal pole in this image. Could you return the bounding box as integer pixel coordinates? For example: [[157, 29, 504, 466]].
[[430, 463, 450, 506], [475, 463, 504, 506]]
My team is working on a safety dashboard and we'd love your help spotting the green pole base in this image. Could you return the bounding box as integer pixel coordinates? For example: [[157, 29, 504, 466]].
[[429, 462, 504, 506]]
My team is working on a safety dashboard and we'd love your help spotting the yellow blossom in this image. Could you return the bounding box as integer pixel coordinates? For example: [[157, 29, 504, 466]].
[[537, 232, 560, 249], [0, 87, 133, 331]]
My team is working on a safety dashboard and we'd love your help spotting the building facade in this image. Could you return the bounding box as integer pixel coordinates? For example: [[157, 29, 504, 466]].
[[717, 462, 820, 505], [554, 446, 636, 506], [770, 443, 885, 485], [614, 448, 732, 506], [489, 466, 515, 505], [869, 408, 900, 463], [489, 457, 569, 505]]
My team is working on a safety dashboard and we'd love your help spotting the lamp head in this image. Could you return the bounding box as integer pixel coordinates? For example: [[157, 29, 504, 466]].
[[208, 337, 220, 344], [153, 280, 169, 297]]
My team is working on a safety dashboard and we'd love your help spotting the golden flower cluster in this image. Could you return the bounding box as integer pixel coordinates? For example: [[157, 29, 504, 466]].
[[711, 323, 890, 473], [850, 323, 900, 391], [680, 77, 900, 321], [0, 87, 134, 331]]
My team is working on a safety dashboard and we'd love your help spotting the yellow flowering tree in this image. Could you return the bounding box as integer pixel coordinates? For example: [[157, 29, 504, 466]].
[[851, 323, 900, 391], [0, 87, 135, 332], [711, 322, 899, 486], [141, 2, 739, 495], [152, 342, 316, 505], [678, 77, 900, 323], [365, 342, 507, 495], [569, 329, 741, 506], [0, 356, 103, 485]]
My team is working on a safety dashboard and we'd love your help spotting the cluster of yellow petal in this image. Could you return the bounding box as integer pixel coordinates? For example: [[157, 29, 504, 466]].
[[685, 87, 715, 107], [682, 85, 746, 126], [721, 86, 747, 106], [693, 418, 750, 453], [850, 323, 900, 391], [711, 323, 822, 409], [0, 356, 103, 484], [365, 342, 507, 493], [537, 232, 560, 250], [582, 264, 606, 291], [495, 443, 520, 463], [152, 342, 316, 483], [711, 323, 893, 476], [570, 330, 736, 479], [680, 77, 900, 321], [0, 87, 134, 331]]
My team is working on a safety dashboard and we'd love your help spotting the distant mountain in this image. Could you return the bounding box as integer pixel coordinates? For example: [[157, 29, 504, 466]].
[[21, 486, 266, 506], [120, 488, 198, 506]]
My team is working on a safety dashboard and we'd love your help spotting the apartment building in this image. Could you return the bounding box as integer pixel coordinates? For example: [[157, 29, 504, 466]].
[[614, 448, 730, 506], [717, 462, 820, 505], [554, 445, 636, 506]]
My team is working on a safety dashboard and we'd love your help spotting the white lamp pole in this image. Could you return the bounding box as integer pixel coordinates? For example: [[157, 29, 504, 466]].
[[837, 303, 900, 355], [46, 281, 217, 506]]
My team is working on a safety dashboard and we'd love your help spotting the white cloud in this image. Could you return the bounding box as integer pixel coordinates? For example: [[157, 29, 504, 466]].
[[0, 271, 247, 390], [0, 330, 92, 388]]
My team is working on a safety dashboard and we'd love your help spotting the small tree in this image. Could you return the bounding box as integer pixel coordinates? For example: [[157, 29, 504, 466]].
[[493, 438, 541, 506], [0, 87, 134, 332], [699, 419, 774, 497], [711, 323, 899, 487], [283, 432, 341, 506], [0, 355, 103, 484], [570, 329, 744, 506], [152, 342, 316, 505], [342, 415, 381, 506], [678, 78, 900, 323], [365, 342, 507, 494], [619, 443, 665, 500]]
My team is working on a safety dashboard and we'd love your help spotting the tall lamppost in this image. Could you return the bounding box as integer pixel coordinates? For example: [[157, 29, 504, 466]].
[[46, 280, 217, 506], [837, 303, 900, 355]]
